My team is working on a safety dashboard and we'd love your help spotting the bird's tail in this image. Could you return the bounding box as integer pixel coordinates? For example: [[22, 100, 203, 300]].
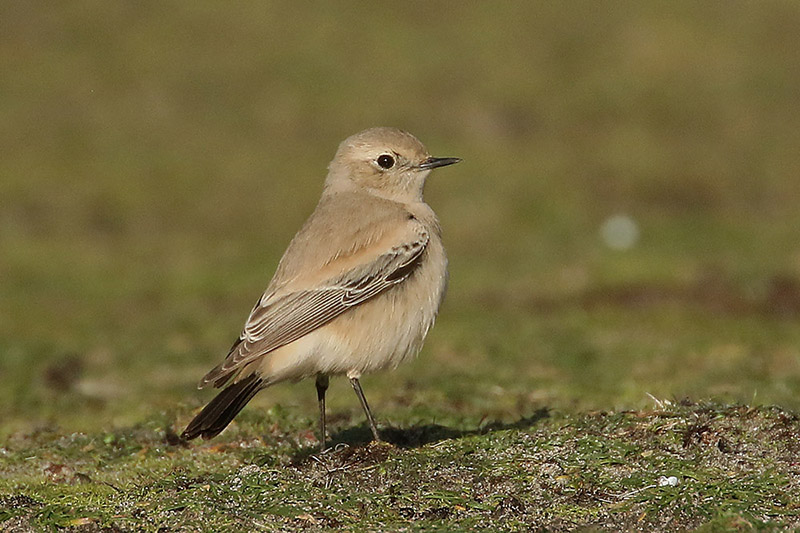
[[181, 374, 263, 440]]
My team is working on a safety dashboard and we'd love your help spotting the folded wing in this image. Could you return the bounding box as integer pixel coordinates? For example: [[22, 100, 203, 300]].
[[200, 226, 429, 388]]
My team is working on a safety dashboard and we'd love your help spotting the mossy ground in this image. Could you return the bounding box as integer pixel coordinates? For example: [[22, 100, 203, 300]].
[[3, 402, 799, 531]]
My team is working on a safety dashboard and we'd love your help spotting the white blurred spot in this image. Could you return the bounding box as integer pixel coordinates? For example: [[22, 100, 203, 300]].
[[658, 476, 679, 487], [600, 214, 640, 250]]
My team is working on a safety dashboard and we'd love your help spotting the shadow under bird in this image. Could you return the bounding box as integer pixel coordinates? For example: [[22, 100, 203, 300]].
[[181, 127, 460, 448]]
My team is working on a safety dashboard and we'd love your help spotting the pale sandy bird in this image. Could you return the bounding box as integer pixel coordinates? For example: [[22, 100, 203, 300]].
[[181, 127, 460, 447]]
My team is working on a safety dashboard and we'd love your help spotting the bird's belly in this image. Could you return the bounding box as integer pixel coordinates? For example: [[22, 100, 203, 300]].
[[317, 269, 445, 374]]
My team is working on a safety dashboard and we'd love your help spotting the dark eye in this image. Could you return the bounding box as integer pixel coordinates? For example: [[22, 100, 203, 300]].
[[377, 154, 395, 169]]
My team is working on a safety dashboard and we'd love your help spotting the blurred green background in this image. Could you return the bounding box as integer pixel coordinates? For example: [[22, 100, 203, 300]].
[[2, 2, 800, 437]]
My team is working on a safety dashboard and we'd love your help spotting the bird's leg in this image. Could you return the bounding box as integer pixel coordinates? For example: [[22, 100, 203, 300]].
[[349, 377, 381, 442], [315, 373, 329, 450]]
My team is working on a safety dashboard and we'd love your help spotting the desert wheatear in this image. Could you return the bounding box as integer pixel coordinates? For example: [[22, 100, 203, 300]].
[[181, 127, 460, 447]]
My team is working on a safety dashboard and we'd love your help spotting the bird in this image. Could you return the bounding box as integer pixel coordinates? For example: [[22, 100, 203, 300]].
[[181, 127, 460, 448]]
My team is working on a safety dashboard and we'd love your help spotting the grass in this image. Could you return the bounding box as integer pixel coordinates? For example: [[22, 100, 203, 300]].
[[2, 402, 799, 530], [2, 1, 800, 530]]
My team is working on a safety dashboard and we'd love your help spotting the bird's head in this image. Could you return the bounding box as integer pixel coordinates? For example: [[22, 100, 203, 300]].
[[326, 127, 460, 202]]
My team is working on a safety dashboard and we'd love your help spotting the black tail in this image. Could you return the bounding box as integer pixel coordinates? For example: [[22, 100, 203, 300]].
[[182, 374, 263, 440]]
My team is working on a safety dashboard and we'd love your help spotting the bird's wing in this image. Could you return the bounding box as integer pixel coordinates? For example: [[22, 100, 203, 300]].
[[200, 225, 429, 388]]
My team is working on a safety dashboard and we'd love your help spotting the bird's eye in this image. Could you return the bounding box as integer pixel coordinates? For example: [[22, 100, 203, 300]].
[[376, 154, 395, 169]]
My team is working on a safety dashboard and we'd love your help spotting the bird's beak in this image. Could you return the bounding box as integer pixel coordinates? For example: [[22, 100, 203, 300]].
[[418, 157, 462, 170]]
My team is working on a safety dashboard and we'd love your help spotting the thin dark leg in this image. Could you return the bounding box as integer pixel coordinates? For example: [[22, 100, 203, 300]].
[[315, 374, 329, 450], [349, 377, 381, 442]]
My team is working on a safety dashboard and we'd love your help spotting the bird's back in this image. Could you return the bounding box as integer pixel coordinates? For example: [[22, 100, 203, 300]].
[[269, 191, 433, 292]]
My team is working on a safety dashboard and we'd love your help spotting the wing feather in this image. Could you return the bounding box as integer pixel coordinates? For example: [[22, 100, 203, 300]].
[[200, 228, 428, 388]]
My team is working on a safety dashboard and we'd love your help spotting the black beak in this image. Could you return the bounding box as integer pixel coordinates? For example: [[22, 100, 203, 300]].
[[418, 157, 462, 170]]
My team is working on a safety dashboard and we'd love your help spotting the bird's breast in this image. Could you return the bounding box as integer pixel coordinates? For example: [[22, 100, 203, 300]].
[[314, 231, 447, 376]]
